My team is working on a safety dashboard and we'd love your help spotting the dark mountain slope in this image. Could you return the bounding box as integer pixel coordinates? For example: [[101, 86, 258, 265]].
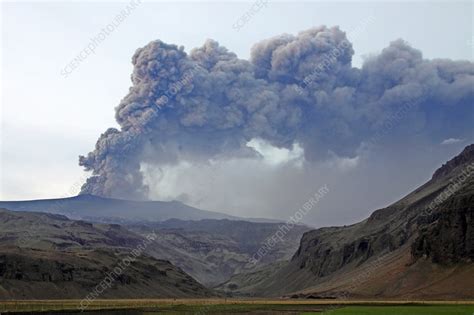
[[0, 209, 213, 299], [0, 207, 307, 294], [0, 246, 213, 300], [222, 144, 474, 298], [0, 206, 307, 290], [129, 219, 310, 286]]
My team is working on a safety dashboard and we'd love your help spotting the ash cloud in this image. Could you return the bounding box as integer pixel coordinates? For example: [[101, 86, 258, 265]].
[[79, 26, 474, 204]]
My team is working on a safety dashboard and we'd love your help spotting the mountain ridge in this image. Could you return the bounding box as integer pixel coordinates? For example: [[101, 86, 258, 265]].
[[0, 194, 280, 224], [218, 144, 474, 298]]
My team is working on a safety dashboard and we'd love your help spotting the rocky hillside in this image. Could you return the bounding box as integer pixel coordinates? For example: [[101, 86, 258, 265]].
[[0, 209, 141, 250], [411, 188, 473, 264], [0, 246, 213, 300], [0, 209, 213, 299], [129, 219, 310, 286], [220, 144, 474, 298], [0, 207, 308, 296]]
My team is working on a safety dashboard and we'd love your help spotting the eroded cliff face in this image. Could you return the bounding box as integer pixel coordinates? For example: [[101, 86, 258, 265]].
[[285, 144, 474, 294], [211, 146, 474, 298], [432, 144, 474, 180], [412, 181, 474, 264], [293, 223, 409, 278]]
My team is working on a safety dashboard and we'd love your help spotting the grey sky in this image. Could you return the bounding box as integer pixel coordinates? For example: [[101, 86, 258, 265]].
[[0, 1, 472, 225]]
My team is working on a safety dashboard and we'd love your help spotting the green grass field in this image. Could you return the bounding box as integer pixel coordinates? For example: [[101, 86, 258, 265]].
[[156, 304, 474, 314], [0, 300, 473, 314], [313, 305, 474, 315]]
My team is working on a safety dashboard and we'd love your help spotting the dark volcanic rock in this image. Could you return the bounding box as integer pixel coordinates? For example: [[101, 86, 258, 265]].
[[291, 144, 474, 279], [412, 179, 474, 263], [238, 144, 474, 298], [432, 144, 474, 180]]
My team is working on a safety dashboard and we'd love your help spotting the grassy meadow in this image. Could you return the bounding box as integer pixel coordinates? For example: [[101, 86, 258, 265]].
[[315, 305, 474, 315], [0, 299, 473, 314]]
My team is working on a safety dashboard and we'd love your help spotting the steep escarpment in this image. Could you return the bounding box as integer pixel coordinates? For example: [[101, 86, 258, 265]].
[[432, 144, 474, 180], [294, 144, 474, 297], [412, 178, 474, 264], [229, 144, 474, 298], [291, 215, 411, 279]]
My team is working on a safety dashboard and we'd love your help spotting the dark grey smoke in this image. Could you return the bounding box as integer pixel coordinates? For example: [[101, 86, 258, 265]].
[[79, 26, 474, 200]]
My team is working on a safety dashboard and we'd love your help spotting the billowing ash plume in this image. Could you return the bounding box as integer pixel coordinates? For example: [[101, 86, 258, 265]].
[[79, 26, 474, 200]]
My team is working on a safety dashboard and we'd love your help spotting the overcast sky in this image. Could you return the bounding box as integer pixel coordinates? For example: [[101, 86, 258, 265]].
[[1, 1, 472, 225]]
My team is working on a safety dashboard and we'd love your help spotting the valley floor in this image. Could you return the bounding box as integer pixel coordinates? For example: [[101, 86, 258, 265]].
[[0, 299, 473, 314]]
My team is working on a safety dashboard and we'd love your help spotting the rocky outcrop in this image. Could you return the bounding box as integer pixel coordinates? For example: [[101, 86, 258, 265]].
[[412, 180, 474, 264], [291, 144, 474, 278], [432, 144, 474, 180], [233, 144, 474, 298]]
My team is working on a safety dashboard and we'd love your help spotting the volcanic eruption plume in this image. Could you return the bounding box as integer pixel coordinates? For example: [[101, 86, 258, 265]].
[[79, 26, 474, 200]]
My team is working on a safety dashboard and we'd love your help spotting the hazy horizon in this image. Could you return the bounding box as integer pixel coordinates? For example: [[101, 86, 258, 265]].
[[1, 1, 473, 226]]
